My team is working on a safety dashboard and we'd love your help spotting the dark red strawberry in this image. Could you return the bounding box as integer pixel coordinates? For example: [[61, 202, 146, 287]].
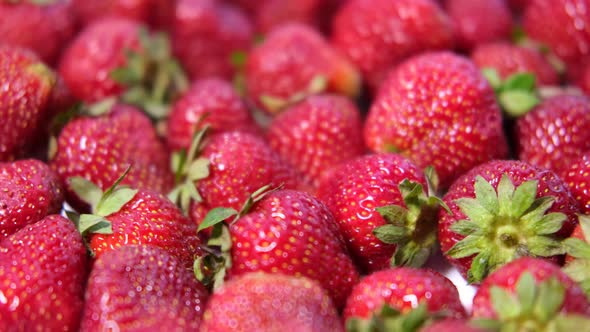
[[267, 94, 365, 190], [245, 23, 360, 114], [0, 45, 55, 161], [343, 267, 466, 331], [0, 159, 63, 240], [562, 153, 590, 213], [0, 215, 88, 332], [438, 160, 580, 283], [200, 272, 343, 332], [331, 0, 454, 89], [80, 245, 209, 331], [422, 319, 485, 332], [166, 78, 260, 151], [515, 95, 590, 175], [562, 215, 590, 297], [364, 52, 508, 189]]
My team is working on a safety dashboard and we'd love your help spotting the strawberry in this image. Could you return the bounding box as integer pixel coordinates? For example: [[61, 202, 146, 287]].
[[562, 215, 590, 297], [445, 0, 513, 51], [364, 52, 508, 190], [0, 215, 88, 332], [0, 0, 76, 65], [515, 95, 590, 176], [562, 153, 590, 213], [422, 319, 485, 332], [245, 23, 360, 114], [50, 104, 174, 211], [471, 257, 590, 330], [166, 78, 260, 152], [80, 245, 209, 331], [0, 45, 55, 161], [0, 159, 64, 240], [438, 160, 580, 283], [331, 0, 454, 89], [200, 272, 343, 332], [267, 94, 365, 190], [343, 267, 466, 331]]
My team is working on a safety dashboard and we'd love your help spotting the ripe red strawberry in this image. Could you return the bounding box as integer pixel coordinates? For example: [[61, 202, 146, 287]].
[[1, 45, 55, 161], [331, 0, 454, 89], [364, 52, 508, 189], [166, 78, 260, 151], [343, 268, 466, 330], [267, 94, 365, 190], [50, 104, 174, 211], [200, 272, 343, 332], [0, 215, 88, 332], [471, 42, 559, 85], [515, 95, 590, 175], [562, 153, 590, 213], [80, 245, 209, 331], [422, 319, 485, 332], [438, 160, 580, 283], [471, 257, 590, 329], [0, 159, 64, 240], [245, 23, 360, 114], [0, 1, 76, 65]]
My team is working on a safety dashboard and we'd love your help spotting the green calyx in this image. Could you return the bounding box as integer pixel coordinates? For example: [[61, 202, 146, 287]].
[[482, 68, 540, 117], [346, 303, 432, 332], [111, 27, 189, 120], [259, 75, 327, 114], [373, 167, 449, 268], [446, 174, 566, 284], [563, 215, 590, 297]]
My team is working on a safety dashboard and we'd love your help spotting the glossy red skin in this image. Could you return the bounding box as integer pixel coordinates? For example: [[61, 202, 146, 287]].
[[365, 52, 508, 190], [0, 160, 64, 240], [438, 160, 580, 277], [331, 0, 454, 89], [80, 245, 209, 332], [471, 42, 559, 85], [0, 1, 76, 65], [316, 153, 426, 273], [516, 95, 590, 175], [59, 17, 142, 103], [267, 95, 365, 190], [201, 273, 343, 332], [562, 153, 590, 214], [422, 319, 484, 332], [50, 105, 174, 212], [343, 268, 466, 322], [173, 0, 253, 80], [166, 78, 260, 151], [0, 215, 88, 332], [472, 257, 590, 318], [228, 189, 359, 308]]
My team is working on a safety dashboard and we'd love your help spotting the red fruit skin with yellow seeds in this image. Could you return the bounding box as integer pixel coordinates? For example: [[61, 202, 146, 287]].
[[343, 268, 466, 322], [562, 153, 590, 214], [364, 52, 508, 190], [316, 153, 426, 273], [331, 0, 454, 90], [201, 273, 343, 332], [0, 159, 64, 240], [80, 245, 209, 332], [515, 95, 590, 176], [267, 94, 365, 190], [228, 189, 359, 308], [0, 215, 88, 332]]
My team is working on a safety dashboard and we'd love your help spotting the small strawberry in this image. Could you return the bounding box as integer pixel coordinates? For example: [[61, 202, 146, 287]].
[[245, 23, 360, 114], [0, 159, 64, 240], [562, 153, 590, 213], [364, 52, 508, 189], [343, 267, 466, 331], [439, 160, 580, 283], [80, 245, 209, 332], [200, 272, 343, 332], [331, 0, 454, 89], [562, 215, 590, 297], [267, 94, 365, 190], [0, 215, 88, 332]]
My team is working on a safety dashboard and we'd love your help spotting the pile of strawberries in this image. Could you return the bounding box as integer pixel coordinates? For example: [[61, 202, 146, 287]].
[[3, 0, 590, 331]]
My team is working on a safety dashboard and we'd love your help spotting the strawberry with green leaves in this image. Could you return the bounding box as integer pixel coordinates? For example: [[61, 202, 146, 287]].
[[439, 160, 580, 284]]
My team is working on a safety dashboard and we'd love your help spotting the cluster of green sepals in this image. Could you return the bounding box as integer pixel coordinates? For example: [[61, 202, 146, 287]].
[[563, 215, 590, 297], [482, 68, 540, 117], [346, 304, 434, 332]]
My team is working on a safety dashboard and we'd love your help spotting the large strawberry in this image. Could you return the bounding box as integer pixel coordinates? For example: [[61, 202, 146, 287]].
[[364, 52, 508, 189], [331, 0, 454, 89], [80, 245, 209, 331], [562, 153, 590, 213], [0, 215, 88, 332], [200, 272, 343, 332], [0, 159, 64, 240], [438, 160, 580, 283]]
